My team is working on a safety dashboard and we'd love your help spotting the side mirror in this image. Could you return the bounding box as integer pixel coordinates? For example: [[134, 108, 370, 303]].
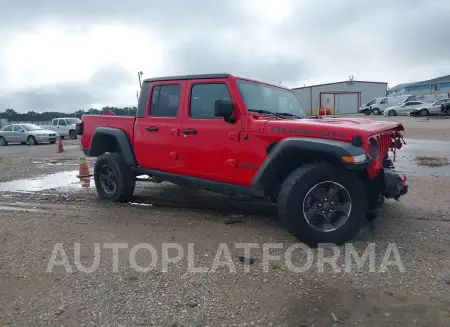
[[214, 99, 234, 119]]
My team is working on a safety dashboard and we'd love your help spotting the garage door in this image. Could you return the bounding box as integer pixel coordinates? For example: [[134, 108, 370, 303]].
[[335, 93, 358, 114]]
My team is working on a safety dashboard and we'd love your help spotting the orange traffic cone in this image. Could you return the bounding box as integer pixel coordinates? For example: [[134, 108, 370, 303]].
[[76, 156, 92, 179], [57, 137, 64, 153]]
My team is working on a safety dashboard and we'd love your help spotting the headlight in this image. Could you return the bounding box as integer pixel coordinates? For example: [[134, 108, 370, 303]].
[[369, 137, 379, 159]]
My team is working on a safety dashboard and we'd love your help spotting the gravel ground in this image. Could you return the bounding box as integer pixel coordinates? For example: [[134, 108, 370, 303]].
[[0, 116, 449, 327]]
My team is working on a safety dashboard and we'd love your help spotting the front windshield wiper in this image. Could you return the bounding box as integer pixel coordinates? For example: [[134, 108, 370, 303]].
[[276, 112, 302, 119], [248, 109, 286, 119]]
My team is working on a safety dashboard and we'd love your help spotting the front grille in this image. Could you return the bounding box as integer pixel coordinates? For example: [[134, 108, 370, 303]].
[[371, 130, 396, 169]]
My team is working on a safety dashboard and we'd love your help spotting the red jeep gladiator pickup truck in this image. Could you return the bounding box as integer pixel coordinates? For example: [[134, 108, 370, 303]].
[[77, 73, 408, 246]]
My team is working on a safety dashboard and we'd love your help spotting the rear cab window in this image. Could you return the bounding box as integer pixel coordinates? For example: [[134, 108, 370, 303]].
[[2, 125, 13, 131], [148, 84, 182, 118]]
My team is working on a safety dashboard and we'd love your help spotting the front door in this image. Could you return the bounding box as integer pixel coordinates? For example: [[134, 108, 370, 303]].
[[13, 125, 26, 142], [133, 81, 186, 172], [179, 79, 241, 183]]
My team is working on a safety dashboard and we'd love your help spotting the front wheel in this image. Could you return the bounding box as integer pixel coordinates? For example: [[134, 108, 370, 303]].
[[363, 109, 371, 115], [372, 108, 381, 115], [277, 162, 367, 247], [388, 109, 396, 116], [419, 109, 429, 116], [94, 153, 136, 202], [28, 136, 37, 145]]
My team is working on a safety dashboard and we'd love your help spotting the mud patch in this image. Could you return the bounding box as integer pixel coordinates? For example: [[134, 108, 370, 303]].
[[414, 156, 449, 168]]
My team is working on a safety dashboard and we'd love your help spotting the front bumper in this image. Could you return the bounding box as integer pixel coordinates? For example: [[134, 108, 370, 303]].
[[383, 169, 408, 200]]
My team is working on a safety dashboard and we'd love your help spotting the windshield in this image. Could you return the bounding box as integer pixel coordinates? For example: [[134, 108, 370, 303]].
[[21, 124, 43, 131], [366, 99, 377, 106], [65, 118, 81, 125], [236, 79, 307, 118]]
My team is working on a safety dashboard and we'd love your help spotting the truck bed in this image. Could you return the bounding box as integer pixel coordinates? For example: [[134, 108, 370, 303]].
[[80, 115, 135, 150]]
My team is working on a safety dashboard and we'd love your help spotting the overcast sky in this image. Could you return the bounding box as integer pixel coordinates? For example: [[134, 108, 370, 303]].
[[1, 0, 449, 113]]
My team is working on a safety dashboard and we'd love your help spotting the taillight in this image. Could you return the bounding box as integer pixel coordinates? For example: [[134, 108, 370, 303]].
[[76, 122, 83, 135]]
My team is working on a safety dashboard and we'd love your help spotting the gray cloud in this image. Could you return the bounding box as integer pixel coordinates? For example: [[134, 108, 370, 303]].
[[0, 63, 135, 112], [1, 0, 449, 112]]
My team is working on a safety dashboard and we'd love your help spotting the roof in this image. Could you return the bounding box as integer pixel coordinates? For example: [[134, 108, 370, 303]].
[[143, 74, 230, 83], [142, 73, 291, 90], [292, 80, 388, 90], [392, 74, 450, 89], [410, 74, 450, 86]]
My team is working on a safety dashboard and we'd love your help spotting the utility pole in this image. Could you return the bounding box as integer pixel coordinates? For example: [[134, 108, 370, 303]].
[[137, 71, 143, 88]]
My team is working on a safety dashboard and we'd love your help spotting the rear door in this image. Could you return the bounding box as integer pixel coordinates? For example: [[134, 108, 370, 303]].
[[178, 78, 241, 182], [1, 125, 14, 142], [133, 81, 186, 172]]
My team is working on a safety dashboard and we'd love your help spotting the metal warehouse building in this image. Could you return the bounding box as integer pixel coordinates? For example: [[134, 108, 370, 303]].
[[390, 74, 450, 97], [292, 79, 388, 115]]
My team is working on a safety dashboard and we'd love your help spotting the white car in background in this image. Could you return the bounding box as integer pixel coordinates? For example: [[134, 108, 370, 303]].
[[408, 98, 450, 116], [383, 101, 427, 116], [49, 117, 81, 139]]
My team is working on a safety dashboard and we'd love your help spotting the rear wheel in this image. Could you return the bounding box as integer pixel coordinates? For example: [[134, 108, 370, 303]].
[[277, 162, 367, 247], [69, 130, 77, 139], [94, 153, 135, 202], [372, 108, 381, 115], [0, 137, 7, 146]]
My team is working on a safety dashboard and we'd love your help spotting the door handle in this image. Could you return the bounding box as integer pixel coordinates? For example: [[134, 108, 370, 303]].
[[145, 126, 159, 132], [182, 129, 197, 135]]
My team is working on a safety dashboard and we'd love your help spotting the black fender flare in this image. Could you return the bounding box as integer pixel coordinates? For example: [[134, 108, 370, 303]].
[[88, 127, 137, 166], [251, 137, 371, 190]]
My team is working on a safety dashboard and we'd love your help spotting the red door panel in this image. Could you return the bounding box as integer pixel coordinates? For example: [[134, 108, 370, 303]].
[[178, 79, 241, 183], [133, 81, 187, 172]]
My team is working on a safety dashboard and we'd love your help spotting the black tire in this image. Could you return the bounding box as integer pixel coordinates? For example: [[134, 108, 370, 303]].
[[28, 136, 37, 145], [277, 162, 367, 247], [388, 109, 396, 116], [372, 108, 381, 115], [363, 109, 371, 115], [419, 109, 429, 116], [94, 153, 135, 202], [0, 137, 7, 146], [69, 130, 77, 140]]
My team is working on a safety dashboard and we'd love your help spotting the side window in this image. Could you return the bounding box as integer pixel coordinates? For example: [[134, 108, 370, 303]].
[[58, 119, 67, 126], [13, 125, 24, 132], [190, 83, 231, 119], [149, 84, 181, 117], [380, 98, 387, 104], [52, 120, 58, 126], [3, 125, 13, 132]]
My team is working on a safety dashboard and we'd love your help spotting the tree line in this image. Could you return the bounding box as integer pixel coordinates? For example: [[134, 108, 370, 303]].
[[0, 107, 137, 122]]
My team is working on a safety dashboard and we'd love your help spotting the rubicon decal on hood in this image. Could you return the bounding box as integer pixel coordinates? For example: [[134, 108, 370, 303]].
[[270, 127, 345, 138]]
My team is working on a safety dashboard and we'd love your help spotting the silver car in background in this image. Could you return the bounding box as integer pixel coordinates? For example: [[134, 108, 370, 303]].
[[383, 101, 427, 116], [408, 98, 450, 116], [0, 124, 57, 146]]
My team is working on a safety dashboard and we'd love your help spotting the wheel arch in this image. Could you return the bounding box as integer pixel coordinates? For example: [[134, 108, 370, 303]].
[[88, 127, 137, 166], [251, 137, 371, 195]]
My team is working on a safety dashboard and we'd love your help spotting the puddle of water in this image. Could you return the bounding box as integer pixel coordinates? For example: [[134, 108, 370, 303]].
[[392, 139, 450, 177], [0, 170, 93, 193]]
